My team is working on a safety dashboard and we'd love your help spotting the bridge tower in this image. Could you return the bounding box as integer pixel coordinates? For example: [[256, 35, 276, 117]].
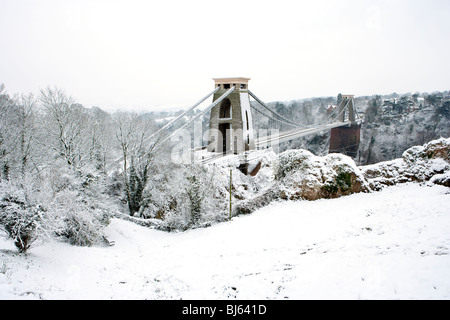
[[208, 77, 255, 155], [329, 94, 361, 158]]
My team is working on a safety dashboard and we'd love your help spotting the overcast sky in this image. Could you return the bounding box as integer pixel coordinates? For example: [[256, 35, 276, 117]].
[[1, 0, 449, 112]]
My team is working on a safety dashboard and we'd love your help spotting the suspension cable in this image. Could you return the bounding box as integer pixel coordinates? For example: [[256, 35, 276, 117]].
[[250, 104, 298, 129], [160, 86, 236, 146], [326, 98, 350, 123], [149, 87, 220, 140], [248, 90, 300, 127]]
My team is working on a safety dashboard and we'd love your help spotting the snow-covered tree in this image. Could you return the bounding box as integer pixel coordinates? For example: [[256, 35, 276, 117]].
[[49, 188, 110, 246], [114, 112, 159, 216], [0, 182, 45, 253], [85, 107, 116, 173], [14, 93, 38, 181], [0, 84, 19, 180], [39, 87, 88, 168], [185, 169, 202, 226], [139, 163, 230, 230]]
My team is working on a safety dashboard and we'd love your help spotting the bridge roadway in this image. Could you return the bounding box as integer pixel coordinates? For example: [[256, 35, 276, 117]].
[[254, 120, 361, 148], [195, 119, 362, 164]]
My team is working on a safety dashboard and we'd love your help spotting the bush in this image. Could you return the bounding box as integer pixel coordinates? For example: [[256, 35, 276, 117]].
[[50, 189, 110, 246], [139, 164, 229, 231], [322, 169, 352, 195], [185, 174, 202, 225], [274, 149, 313, 180], [0, 185, 44, 253]]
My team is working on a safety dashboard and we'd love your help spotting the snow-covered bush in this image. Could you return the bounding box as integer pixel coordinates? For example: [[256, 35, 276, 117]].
[[185, 173, 202, 225], [139, 164, 229, 231], [273, 149, 313, 180], [49, 189, 110, 246], [29, 164, 113, 247], [0, 183, 45, 253], [105, 169, 126, 206], [233, 188, 277, 216]]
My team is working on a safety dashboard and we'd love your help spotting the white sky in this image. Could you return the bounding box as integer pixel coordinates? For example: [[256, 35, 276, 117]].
[[1, 0, 449, 112]]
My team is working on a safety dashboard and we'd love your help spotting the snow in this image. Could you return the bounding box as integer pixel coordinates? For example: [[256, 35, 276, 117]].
[[1, 182, 449, 300]]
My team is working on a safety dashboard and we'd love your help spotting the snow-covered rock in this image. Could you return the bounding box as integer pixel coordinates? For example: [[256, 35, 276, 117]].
[[430, 171, 450, 188], [274, 149, 370, 201], [361, 137, 450, 190], [235, 138, 449, 216]]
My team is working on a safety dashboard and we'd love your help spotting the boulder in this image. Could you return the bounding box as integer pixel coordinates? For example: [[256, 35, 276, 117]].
[[361, 137, 450, 189], [274, 149, 370, 201]]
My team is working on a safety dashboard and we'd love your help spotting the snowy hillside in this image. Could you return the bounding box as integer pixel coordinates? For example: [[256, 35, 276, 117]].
[[1, 183, 449, 300]]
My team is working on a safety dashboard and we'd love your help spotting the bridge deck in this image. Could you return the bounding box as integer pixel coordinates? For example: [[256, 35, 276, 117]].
[[254, 121, 361, 148]]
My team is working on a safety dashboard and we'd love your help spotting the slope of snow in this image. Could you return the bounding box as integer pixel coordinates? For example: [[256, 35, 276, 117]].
[[1, 183, 449, 300]]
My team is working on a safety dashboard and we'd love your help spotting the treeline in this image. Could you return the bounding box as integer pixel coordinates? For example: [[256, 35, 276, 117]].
[[358, 92, 450, 164], [0, 84, 230, 253]]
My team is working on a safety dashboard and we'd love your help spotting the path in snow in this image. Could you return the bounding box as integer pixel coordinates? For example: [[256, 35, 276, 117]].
[[1, 183, 449, 299]]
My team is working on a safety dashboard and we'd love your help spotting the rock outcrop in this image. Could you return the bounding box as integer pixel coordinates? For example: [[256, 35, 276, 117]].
[[361, 137, 450, 190], [274, 149, 370, 201], [234, 137, 449, 216]]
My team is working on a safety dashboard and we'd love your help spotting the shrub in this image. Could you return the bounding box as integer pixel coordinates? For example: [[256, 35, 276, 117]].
[[139, 164, 229, 231], [50, 189, 110, 246], [322, 169, 352, 196], [185, 174, 202, 225], [274, 149, 313, 180], [0, 186, 44, 253], [336, 170, 352, 191]]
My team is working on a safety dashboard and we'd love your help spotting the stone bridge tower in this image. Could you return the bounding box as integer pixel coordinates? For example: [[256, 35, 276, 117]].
[[329, 94, 361, 158], [208, 77, 254, 154]]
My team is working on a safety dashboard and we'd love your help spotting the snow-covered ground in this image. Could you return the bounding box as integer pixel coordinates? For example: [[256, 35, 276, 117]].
[[1, 183, 449, 300]]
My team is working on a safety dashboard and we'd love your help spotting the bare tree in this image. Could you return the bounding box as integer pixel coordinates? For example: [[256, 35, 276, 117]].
[[114, 112, 159, 215], [85, 107, 116, 173], [15, 93, 37, 180], [0, 84, 20, 180], [39, 87, 88, 168]]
